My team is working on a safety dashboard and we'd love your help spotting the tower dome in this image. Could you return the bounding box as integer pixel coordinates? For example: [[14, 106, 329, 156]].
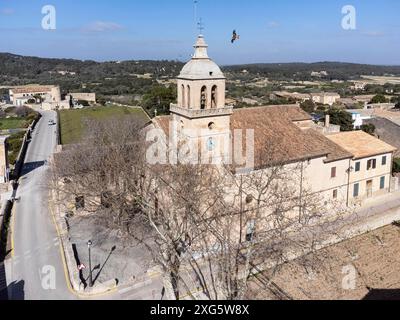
[[173, 34, 228, 112], [178, 35, 225, 80]]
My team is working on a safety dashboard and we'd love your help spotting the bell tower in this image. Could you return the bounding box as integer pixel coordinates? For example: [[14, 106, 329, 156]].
[[170, 35, 233, 164]]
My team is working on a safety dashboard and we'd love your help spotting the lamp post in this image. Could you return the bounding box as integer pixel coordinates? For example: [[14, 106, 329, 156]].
[[87, 240, 93, 288]]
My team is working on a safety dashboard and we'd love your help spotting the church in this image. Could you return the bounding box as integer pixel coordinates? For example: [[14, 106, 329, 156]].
[[152, 34, 397, 207]]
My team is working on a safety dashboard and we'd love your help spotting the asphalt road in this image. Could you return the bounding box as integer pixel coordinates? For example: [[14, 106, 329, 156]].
[[1, 111, 163, 300], [4, 111, 76, 300]]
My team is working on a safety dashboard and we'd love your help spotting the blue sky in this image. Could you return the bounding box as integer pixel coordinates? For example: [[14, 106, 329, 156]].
[[0, 0, 399, 65]]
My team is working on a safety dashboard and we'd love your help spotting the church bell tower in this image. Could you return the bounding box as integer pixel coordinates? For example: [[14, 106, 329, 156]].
[[170, 35, 233, 163]]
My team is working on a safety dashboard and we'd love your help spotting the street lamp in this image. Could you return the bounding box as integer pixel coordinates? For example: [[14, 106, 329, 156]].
[[87, 240, 93, 288]]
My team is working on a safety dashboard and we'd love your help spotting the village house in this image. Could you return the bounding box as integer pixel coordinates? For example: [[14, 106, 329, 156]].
[[310, 92, 341, 106], [9, 85, 61, 106]]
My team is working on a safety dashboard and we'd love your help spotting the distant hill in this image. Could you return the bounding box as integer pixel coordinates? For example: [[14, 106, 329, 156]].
[[223, 62, 400, 81], [2, 52, 400, 93], [0, 52, 183, 79], [0, 52, 184, 94]]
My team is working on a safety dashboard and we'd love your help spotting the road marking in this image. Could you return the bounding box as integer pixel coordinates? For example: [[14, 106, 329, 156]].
[[10, 204, 16, 259]]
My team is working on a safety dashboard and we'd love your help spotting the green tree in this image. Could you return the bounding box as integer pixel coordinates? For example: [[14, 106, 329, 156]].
[[142, 85, 177, 117], [393, 158, 400, 174], [325, 108, 354, 132], [361, 123, 376, 135], [300, 100, 316, 114], [391, 96, 400, 109], [370, 94, 388, 104]]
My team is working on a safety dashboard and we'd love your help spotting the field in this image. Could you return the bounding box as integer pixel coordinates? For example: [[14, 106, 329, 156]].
[[247, 224, 400, 300], [59, 106, 149, 145], [0, 118, 29, 130], [361, 75, 400, 85]]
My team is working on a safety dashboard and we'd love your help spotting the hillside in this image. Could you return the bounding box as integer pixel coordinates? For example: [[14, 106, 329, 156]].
[[224, 62, 400, 81], [2, 53, 400, 87], [0, 52, 184, 96]]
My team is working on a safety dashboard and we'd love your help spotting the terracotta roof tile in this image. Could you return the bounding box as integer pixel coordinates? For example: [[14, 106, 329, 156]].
[[11, 86, 55, 94], [230, 106, 352, 167], [326, 131, 397, 159]]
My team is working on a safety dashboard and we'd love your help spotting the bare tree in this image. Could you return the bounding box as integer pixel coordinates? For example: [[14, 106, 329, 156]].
[[182, 146, 353, 300], [51, 119, 354, 301]]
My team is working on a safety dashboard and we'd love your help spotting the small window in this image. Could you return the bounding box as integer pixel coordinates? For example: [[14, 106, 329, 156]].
[[353, 184, 360, 198], [333, 189, 338, 199], [382, 156, 387, 166], [355, 162, 361, 172], [367, 159, 377, 170], [331, 167, 337, 178], [380, 176, 386, 190]]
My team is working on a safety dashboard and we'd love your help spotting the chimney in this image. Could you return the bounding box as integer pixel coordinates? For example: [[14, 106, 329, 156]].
[[325, 114, 330, 128]]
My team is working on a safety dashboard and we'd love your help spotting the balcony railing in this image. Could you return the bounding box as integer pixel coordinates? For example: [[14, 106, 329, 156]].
[[170, 104, 233, 118]]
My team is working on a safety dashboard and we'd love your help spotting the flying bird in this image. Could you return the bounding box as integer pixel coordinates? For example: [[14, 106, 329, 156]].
[[231, 30, 240, 43]]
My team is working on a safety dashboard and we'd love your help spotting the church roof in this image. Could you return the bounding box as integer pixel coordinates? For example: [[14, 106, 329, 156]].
[[230, 106, 353, 168], [178, 35, 225, 80], [153, 105, 354, 169]]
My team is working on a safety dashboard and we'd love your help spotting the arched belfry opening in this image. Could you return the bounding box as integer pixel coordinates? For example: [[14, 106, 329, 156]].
[[181, 84, 186, 107], [200, 86, 207, 110], [187, 85, 191, 109], [211, 85, 218, 108]]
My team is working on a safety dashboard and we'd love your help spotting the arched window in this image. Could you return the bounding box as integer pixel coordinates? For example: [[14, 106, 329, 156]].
[[200, 86, 207, 110], [211, 85, 218, 108], [181, 84, 186, 107], [187, 85, 191, 109]]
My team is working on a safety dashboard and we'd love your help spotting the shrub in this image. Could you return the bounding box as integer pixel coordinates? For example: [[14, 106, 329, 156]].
[[394, 158, 400, 174], [361, 123, 376, 135]]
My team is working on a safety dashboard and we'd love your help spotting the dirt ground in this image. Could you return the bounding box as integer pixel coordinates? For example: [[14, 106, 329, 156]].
[[247, 224, 400, 300]]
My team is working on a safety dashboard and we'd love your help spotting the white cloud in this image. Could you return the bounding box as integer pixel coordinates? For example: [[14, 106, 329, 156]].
[[82, 21, 123, 33], [0, 8, 15, 15]]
